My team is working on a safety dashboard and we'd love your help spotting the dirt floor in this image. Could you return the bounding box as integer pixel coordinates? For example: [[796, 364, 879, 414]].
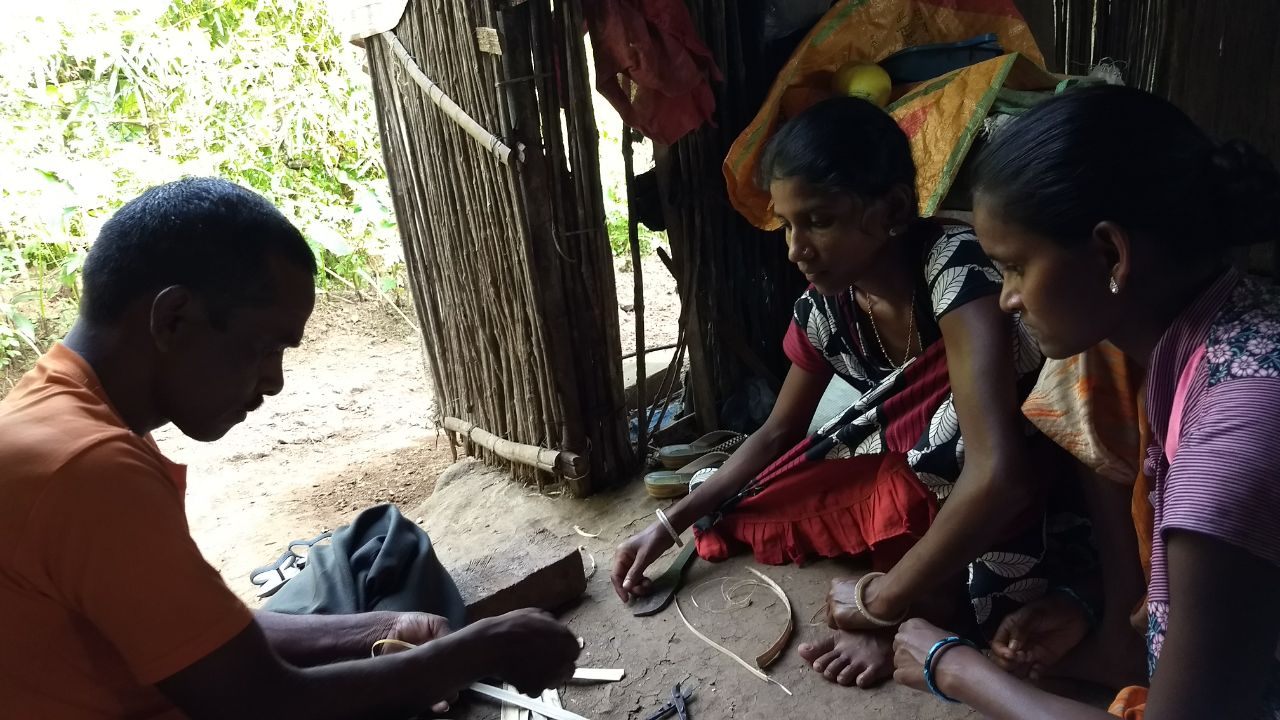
[[419, 461, 981, 720], [615, 255, 681, 353]]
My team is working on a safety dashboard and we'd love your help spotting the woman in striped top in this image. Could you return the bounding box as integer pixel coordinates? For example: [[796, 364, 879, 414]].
[[890, 85, 1280, 719]]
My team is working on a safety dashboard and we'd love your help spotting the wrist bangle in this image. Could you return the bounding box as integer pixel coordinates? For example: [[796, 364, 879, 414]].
[[852, 571, 907, 627], [655, 509, 684, 548], [924, 636, 977, 703]]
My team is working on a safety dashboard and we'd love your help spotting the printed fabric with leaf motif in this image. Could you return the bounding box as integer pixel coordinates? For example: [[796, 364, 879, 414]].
[[791, 223, 1044, 500]]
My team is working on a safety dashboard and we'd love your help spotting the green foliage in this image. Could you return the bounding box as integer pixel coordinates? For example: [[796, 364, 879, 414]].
[[597, 124, 661, 258], [0, 0, 404, 372]]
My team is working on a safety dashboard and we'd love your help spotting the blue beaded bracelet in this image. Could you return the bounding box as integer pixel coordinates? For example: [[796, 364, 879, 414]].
[[923, 635, 978, 703]]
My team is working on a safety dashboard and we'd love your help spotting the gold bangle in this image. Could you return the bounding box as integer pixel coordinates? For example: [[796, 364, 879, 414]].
[[852, 571, 907, 627]]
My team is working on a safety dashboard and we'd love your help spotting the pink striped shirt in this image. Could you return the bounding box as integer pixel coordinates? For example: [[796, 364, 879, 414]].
[[1144, 267, 1280, 716]]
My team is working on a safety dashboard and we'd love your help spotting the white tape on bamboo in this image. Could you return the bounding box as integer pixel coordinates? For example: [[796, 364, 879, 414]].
[[380, 31, 514, 165]]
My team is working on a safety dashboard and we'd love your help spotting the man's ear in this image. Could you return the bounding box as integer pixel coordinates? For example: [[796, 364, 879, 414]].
[[150, 286, 197, 353]]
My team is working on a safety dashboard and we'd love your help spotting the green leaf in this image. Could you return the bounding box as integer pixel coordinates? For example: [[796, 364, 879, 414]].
[[11, 313, 36, 343], [308, 224, 352, 257]]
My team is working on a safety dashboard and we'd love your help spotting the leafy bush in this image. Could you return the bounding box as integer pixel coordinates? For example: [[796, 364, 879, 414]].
[[0, 0, 403, 372]]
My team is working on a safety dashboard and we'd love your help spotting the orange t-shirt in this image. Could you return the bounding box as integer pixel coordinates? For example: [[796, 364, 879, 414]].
[[0, 344, 253, 719]]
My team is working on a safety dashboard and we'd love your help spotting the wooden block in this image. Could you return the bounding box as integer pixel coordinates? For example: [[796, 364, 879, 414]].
[[452, 541, 586, 622]]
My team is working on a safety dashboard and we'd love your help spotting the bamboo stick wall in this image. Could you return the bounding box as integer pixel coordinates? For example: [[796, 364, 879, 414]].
[[655, 0, 806, 433], [364, 0, 632, 495], [1014, 0, 1280, 275]]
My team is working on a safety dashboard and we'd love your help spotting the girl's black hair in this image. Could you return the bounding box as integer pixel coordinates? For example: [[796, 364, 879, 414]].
[[758, 96, 917, 203], [972, 84, 1280, 258]]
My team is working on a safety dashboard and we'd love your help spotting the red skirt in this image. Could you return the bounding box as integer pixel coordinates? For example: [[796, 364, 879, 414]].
[[693, 446, 939, 570]]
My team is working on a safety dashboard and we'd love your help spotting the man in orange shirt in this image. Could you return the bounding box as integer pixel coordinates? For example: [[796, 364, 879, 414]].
[[0, 178, 579, 719]]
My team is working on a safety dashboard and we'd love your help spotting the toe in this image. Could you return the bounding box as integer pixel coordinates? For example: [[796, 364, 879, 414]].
[[837, 663, 863, 686], [812, 652, 831, 672], [823, 655, 852, 681], [856, 662, 890, 688], [799, 636, 835, 665]]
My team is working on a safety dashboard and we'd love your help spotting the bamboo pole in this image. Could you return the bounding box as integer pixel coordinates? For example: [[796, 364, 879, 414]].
[[442, 416, 585, 477], [623, 124, 648, 454], [379, 31, 514, 165]]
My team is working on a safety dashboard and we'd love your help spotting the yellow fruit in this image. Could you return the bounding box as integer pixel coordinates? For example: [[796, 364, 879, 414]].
[[831, 62, 892, 108]]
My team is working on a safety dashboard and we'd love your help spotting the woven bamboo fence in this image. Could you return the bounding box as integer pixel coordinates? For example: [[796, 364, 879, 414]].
[[363, 0, 632, 495]]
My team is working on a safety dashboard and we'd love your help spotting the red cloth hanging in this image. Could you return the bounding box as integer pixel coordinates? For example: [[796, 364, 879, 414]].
[[584, 0, 722, 145]]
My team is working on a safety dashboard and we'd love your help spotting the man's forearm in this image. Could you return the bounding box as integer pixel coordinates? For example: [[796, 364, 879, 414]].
[[286, 630, 484, 720], [256, 610, 395, 666]]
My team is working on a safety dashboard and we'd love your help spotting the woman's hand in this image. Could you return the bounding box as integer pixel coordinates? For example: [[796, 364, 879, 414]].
[[610, 523, 676, 603], [892, 618, 969, 693], [990, 592, 1092, 680], [826, 574, 907, 631]]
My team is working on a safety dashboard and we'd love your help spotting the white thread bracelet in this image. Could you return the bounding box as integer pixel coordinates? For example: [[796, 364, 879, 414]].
[[655, 509, 684, 548]]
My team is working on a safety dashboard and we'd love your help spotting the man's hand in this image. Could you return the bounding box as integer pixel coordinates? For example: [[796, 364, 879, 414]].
[[381, 612, 453, 647], [611, 524, 675, 602], [464, 609, 580, 696], [374, 613, 457, 714]]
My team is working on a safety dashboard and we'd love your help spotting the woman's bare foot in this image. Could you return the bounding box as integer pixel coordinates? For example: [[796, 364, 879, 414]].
[[798, 629, 895, 688]]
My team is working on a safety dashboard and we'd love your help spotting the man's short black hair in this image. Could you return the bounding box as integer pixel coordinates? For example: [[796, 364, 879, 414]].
[[81, 177, 317, 326]]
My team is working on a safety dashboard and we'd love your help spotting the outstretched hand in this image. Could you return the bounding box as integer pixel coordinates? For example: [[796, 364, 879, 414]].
[[891, 618, 956, 692], [990, 592, 1091, 681], [611, 524, 675, 603]]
